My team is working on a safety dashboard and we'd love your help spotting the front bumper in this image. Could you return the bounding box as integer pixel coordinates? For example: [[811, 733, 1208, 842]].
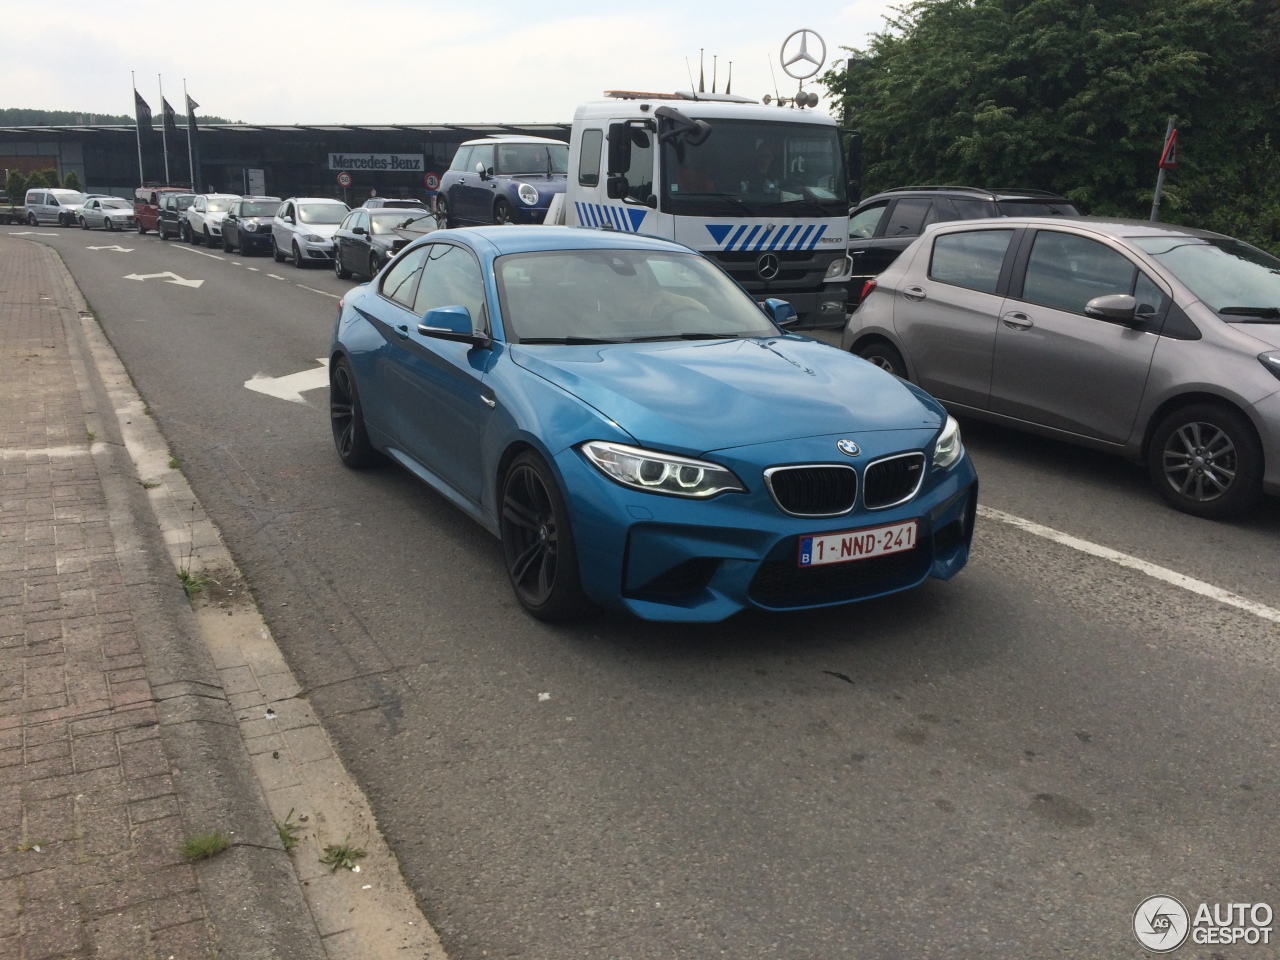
[[554, 432, 978, 622], [301, 241, 335, 260], [1252, 389, 1280, 496]]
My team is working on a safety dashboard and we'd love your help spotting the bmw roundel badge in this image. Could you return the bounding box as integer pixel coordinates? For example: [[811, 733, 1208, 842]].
[[837, 439, 860, 457]]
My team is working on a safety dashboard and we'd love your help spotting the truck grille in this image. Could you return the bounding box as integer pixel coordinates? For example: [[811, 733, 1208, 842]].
[[764, 465, 857, 517], [863, 453, 926, 509]]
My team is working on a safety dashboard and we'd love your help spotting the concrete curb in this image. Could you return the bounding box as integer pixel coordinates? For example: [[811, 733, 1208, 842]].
[[44, 243, 329, 959]]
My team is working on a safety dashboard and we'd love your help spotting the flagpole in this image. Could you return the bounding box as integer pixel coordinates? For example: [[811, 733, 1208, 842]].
[[1150, 115, 1176, 222], [132, 72, 144, 184], [158, 75, 170, 182], [184, 79, 196, 188]]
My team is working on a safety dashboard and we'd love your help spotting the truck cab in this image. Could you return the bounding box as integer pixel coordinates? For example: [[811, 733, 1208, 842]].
[[566, 92, 853, 327]]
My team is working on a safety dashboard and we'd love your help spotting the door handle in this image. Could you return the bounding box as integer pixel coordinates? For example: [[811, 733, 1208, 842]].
[[396, 324, 410, 339], [1001, 312, 1034, 330], [902, 285, 926, 302], [481, 392, 496, 409]]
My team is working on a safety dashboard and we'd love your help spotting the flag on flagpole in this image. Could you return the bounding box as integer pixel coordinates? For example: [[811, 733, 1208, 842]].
[[162, 98, 182, 183]]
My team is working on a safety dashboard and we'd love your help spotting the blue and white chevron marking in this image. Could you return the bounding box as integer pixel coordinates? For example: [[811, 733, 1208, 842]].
[[705, 223, 829, 252], [576, 203, 648, 233]]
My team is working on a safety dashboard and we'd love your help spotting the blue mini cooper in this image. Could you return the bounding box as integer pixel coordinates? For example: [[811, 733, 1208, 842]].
[[436, 136, 567, 227]]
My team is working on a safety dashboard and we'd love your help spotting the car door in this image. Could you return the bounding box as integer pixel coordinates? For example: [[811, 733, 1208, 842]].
[[894, 225, 1018, 409], [458, 144, 495, 223], [83, 200, 99, 227], [989, 228, 1162, 443], [224, 200, 241, 246], [390, 242, 495, 502], [272, 201, 294, 252], [350, 211, 371, 270]]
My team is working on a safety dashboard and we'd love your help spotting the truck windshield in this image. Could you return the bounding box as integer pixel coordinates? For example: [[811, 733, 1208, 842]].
[[662, 120, 847, 217], [496, 143, 568, 175]]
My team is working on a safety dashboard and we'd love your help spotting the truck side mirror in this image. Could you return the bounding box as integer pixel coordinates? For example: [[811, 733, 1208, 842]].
[[607, 123, 631, 177], [605, 176, 628, 200]]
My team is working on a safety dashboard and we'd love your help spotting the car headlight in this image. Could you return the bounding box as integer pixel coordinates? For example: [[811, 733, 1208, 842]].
[[518, 183, 539, 206], [303, 234, 325, 242], [1261, 351, 1280, 383], [581, 441, 745, 498], [932, 415, 963, 470]]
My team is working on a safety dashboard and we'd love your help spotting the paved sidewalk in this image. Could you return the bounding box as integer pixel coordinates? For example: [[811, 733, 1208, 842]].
[[0, 236, 324, 959]]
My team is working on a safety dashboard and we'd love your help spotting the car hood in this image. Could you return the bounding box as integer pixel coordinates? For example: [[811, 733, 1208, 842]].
[[291, 222, 339, 238], [1233, 323, 1280, 350], [510, 336, 944, 455]]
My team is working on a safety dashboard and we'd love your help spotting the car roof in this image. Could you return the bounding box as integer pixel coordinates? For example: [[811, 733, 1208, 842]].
[[443, 225, 688, 257], [239, 196, 281, 202], [287, 197, 347, 204], [935, 215, 1233, 242], [199, 193, 241, 199], [460, 135, 566, 147], [859, 185, 1072, 204]]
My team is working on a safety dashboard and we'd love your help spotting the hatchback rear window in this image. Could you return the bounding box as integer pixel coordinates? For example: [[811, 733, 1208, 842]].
[[929, 229, 1014, 293]]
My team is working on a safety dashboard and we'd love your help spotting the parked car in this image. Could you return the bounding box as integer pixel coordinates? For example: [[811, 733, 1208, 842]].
[[847, 186, 1079, 308], [78, 197, 136, 231], [24, 188, 89, 226], [842, 216, 1280, 518], [182, 193, 240, 245], [437, 135, 568, 227], [329, 225, 976, 622], [156, 193, 195, 240], [221, 196, 282, 255], [272, 197, 349, 268], [362, 197, 425, 210], [332, 207, 439, 280], [134, 185, 192, 234]]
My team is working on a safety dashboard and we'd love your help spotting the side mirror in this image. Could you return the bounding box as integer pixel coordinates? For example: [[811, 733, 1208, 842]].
[[1085, 294, 1139, 326], [605, 176, 628, 200], [475, 161, 488, 180], [762, 298, 799, 328], [418, 305, 491, 347], [352, 226, 366, 235]]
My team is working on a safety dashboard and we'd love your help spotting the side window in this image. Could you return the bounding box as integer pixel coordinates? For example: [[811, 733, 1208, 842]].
[[449, 146, 473, 172], [952, 198, 997, 219], [471, 144, 495, 175], [578, 129, 603, 187], [379, 245, 430, 309], [927, 197, 962, 224], [884, 198, 932, 238], [1021, 232, 1137, 315], [412, 244, 486, 324], [929, 229, 1014, 294], [848, 202, 888, 239], [354, 211, 369, 232], [620, 129, 653, 203], [338, 212, 354, 230]]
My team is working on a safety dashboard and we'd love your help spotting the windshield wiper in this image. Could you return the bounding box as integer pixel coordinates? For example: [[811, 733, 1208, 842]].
[[780, 196, 836, 217], [1219, 306, 1280, 320], [685, 192, 756, 216], [516, 336, 626, 345], [626, 332, 741, 342]]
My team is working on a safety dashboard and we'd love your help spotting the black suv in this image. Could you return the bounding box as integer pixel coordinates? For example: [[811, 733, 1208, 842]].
[[847, 186, 1079, 306], [156, 193, 195, 240]]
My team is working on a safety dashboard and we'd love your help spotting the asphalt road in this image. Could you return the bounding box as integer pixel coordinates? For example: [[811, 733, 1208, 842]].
[[17, 222, 1280, 958]]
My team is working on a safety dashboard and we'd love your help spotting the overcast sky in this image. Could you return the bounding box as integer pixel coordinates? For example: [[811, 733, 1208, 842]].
[[4, 1, 896, 125]]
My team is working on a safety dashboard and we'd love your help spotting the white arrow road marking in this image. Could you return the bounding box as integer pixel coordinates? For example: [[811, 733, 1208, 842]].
[[244, 358, 329, 404], [123, 271, 204, 288], [7, 231, 58, 236], [87, 244, 134, 252]]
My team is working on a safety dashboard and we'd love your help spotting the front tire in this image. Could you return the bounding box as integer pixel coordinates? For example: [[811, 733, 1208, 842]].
[[855, 340, 908, 379], [493, 198, 514, 225], [329, 357, 373, 468], [292, 242, 305, 269], [27, 213, 37, 226], [436, 193, 454, 228], [500, 452, 591, 621], [273, 237, 285, 263], [368, 253, 379, 279], [181, 221, 191, 243], [105, 218, 115, 232], [80, 217, 89, 230], [203, 227, 212, 246], [222, 231, 233, 253], [1147, 404, 1263, 519]]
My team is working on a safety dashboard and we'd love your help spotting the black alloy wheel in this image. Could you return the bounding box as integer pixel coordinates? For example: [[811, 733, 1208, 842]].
[[436, 193, 453, 228], [329, 357, 373, 468], [493, 198, 514, 225], [500, 452, 591, 621], [334, 248, 351, 279], [203, 226, 212, 246], [368, 253, 379, 279], [1147, 403, 1263, 519], [856, 340, 908, 379], [292, 241, 305, 269]]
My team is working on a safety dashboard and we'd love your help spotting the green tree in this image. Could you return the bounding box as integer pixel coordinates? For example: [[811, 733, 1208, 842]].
[[24, 170, 47, 190], [40, 167, 61, 188], [62, 170, 81, 191], [822, 0, 1280, 252], [5, 169, 24, 201]]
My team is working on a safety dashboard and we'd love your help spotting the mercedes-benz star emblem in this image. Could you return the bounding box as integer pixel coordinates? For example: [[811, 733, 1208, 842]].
[[837, 439, 860, 457], [780, 29, 827, 81], [757, 253, 780, 281]]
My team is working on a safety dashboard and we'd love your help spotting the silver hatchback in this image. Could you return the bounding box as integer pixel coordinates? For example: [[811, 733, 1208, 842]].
[[842, 217, 1280, 518]]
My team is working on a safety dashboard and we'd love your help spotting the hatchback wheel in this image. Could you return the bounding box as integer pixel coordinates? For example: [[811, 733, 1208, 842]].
[[368, 253, 380, 279], [436, 194, 454, 228], [203, 227, 212, 246], [1147, 403, 1263, 519], [334, 250, 351, 279], [493, 198, 514, 225], [273, 238, 285, 263], [500, 452, 591, 621], [222, 232, 233, 253], [292, 242, 305, 268], [329, 357, 373, 468], [856, 340, 908, 379]]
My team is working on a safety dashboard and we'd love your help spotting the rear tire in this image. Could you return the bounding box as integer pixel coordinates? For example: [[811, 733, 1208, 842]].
[[329, 357, 373, 468], [334, 251, 351, 280], [855, 340, 908, 379], [273, 238, 285, 262], [1147, 403, 1263, 519]]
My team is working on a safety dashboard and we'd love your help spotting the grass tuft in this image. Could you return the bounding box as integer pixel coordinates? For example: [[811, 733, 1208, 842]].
[[168, 456, 180, 469], [319, 837, 366, 871], [180, 830, 231, 861], [276, 808, 304, 854], [177, 568, 208, 600]]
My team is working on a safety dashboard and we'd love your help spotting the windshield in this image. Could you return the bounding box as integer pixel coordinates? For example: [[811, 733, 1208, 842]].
[[243, 201, 280, 217], [174, 196, 194, 210], [206, 199, 233, 213], [55, 192, 88, 205], [299, 203, 349, 224], [370, 211, 434, 235], [662, 120, 847, 217], [1132, 236, 1280, 315], [496, 249, 778, 343], [101, 198, 131, 209], [495, 142, 568, 175]]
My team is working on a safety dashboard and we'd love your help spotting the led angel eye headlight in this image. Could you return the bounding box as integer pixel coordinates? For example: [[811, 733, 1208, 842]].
[[581, 441, 744, 498], [932, 415, 963, 470]]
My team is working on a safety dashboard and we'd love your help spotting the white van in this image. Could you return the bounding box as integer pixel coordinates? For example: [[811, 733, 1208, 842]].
[[24, 188, 89, 226]]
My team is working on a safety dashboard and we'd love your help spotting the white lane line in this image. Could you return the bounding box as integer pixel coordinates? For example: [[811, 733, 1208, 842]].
[[296, 284, 341, 300], [979, 505, 1280, 624], [246, 267, 260, 272], [231, 261, 242, 265], [172, 245, 226, 261], [267, 273, 286, 280]]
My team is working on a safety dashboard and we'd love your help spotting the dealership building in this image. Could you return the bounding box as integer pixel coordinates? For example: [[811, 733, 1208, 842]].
[[0, 120, 570, 200]]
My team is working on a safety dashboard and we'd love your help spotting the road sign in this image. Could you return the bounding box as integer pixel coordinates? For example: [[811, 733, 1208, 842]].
[[424, 171, 440, 192], [1159, 128, 1179, 170], [337, 171, 352, 187]]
